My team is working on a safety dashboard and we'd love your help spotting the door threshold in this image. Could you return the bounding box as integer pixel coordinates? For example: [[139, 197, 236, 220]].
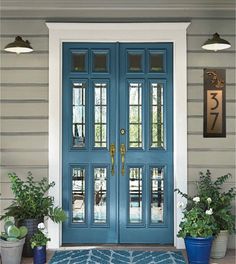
[[61, 244, 176, 250]]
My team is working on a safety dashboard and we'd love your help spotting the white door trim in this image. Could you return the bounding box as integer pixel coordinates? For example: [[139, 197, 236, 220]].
[[46, 22, 190, 249]]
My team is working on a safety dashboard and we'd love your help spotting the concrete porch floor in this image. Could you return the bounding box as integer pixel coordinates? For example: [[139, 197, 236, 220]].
[[21, 246, 235, 264]]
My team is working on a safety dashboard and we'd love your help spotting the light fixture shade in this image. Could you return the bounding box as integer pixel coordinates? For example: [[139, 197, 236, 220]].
[[201, 33, 231, 51], [4, 36, 33, 54]]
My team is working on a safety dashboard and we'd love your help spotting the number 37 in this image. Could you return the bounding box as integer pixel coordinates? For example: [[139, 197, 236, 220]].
[[209, 92, 219, 130]]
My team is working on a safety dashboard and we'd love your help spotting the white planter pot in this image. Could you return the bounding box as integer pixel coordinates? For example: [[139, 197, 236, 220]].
[[211, 230, 229, 259], [0, 238, 25, 264]]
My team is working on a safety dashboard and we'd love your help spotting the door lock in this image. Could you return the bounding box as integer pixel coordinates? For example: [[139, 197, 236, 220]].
[[120, 128, 126, 135]]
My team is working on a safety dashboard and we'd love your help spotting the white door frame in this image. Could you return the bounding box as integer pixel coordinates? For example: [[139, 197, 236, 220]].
[[46, 22, 190, 249]]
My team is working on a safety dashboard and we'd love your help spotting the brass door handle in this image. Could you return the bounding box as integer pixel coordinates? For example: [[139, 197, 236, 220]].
[[110, 144, 116, 175], [120, 144, 126, 176]]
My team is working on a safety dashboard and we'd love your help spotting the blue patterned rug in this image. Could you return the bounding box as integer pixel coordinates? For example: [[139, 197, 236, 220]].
[[49, 249, 186, 264]]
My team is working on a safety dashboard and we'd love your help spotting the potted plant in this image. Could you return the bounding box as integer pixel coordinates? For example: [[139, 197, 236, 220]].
[[0, 219, 28, 264], [197, 170, 236, 258], [175, 189, 218, 264], [1, 172, 67, 257], [30, 222, 50, 264]]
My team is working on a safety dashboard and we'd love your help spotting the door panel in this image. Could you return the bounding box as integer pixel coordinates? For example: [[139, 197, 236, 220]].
[[62, 42, 173, 244], [119, 43, 173, 243], [62, 43, 117, 243]]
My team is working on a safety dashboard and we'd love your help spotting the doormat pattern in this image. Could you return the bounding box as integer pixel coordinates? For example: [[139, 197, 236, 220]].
[[49, 249, 186, 264]]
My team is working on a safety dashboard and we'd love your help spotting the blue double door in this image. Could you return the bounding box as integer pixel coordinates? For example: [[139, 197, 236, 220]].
[[62, 42, 173, 244]]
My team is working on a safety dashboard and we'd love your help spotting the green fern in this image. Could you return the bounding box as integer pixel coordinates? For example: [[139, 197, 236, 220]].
[[1, 172, 67, 223], [49, 207, 67, 223]]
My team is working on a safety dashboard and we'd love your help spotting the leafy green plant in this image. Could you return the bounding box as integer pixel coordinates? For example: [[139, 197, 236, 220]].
[[177, 198, 218, 238], [30, 223, 50, 248], [1, 172, 67, 223], [1, 220, 28, 241], [197, 170, 236, 233], [30, 231, 50, 248], [175, 170, 236, 238]]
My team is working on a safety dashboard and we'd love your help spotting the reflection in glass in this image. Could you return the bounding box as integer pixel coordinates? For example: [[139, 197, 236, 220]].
[[129, 83, 142, 148], [94, 168, 107, 223], [151, 167, 164, 223], [149, 53, 164, 72], [151, 83, 164, 148], [128, 53, 142, 72], [72, 168, 86, 223], [129, 168, 142, 223], [94, 83, 107, 147], [72, 53, 86, 72], [73, 82, 86, 147], [93, 53, 107, 72]]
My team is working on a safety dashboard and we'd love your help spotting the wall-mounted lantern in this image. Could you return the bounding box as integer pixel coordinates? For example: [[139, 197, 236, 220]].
[[201, 33, 231, 51], [4, 36, 33, 54]]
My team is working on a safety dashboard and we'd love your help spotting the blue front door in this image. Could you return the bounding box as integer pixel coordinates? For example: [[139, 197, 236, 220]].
[[62, 43, 173, 244]]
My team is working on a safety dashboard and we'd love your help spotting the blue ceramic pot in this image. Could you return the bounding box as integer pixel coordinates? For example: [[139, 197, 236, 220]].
[[185, 236, 213, 264], [33, 245, 46, 264]]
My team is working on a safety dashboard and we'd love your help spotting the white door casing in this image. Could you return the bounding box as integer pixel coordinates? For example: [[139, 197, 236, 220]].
[[46, 22, 190, 249]]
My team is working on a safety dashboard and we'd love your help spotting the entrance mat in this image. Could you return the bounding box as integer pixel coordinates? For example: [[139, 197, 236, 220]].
[[49, 249, 186, 264]]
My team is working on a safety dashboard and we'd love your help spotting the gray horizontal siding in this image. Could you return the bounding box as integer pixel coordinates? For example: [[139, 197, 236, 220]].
[[188, 69, 235, 84], [1, 86, 48, 103], [1, 152, 48, 166], [187, 101, 235, 115], [1, 69, 48, 84], [1, 135, 48, 149], [0, 167, 48, 182], [187, 19, 235, 34], [188, 118, 235, 133], [1, 102, 48, 116], [188, 167, 235, 181], [1, 9, 235, 19], [1, 54, 48, 67], [188, 53, 235, 68], [2, 0, 235, 10], [188, 135, 235, 148], [0, 20, 48, 35], [188, 85, 235, 100], [1, 119, 48, 132], [188, 151, 235, 166]]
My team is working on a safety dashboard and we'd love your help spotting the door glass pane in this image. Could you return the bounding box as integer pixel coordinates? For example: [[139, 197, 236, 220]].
[[73, 82, 86, 147], [72, 167, 86, 223], [149, 52, 164, 72], [129, 83, 142, 148], [129, 167, 143, 223], [151, 83, 164, 148], [151, 167, 164, 223], [94, 168, 107, 223], [94, 83, 107, 148], [128, 53, 142, 72], [93, 52, 107, 72], [72, 53, 86, 72]]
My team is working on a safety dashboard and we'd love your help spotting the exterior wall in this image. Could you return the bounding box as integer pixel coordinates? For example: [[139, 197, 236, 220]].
[[0, 10, 235, 248]]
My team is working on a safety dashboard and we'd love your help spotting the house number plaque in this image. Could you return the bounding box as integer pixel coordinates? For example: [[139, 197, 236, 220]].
[[204, 68, 226, 137]]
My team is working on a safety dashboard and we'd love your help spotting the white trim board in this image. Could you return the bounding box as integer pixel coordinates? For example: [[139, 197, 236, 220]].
[[46, 22, 190, 249]]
